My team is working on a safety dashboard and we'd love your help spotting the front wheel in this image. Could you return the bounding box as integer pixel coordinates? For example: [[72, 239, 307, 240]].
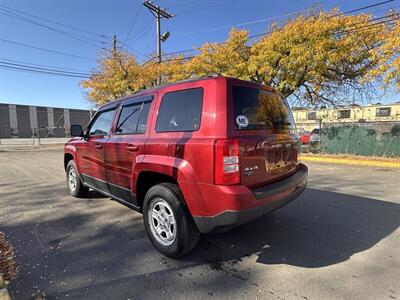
[[143, 183, 200, 257], [66, 160, 88, 198]]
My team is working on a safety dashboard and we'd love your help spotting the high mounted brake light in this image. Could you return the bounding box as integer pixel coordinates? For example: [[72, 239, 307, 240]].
[[214, 139, 240, 185]]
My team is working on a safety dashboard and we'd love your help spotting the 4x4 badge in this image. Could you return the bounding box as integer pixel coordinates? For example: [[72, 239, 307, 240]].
[[243, 165, 258, 176]]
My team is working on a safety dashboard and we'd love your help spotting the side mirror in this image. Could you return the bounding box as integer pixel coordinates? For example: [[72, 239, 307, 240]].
[[70, 125, 84, 137]]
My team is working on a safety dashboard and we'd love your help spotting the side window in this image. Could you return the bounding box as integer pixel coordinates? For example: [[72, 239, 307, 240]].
[[116, 101, 151, 134], [339, 109, 351, 119], [156, 88, 203, 132], [307, 111, 316, 120], [88, 109, 116, 136], [376, 107, 391, 117], [137, 102, 151, 134]]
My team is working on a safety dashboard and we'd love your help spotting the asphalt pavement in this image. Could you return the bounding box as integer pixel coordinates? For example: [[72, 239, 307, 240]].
[[0, 149, 399, 300]]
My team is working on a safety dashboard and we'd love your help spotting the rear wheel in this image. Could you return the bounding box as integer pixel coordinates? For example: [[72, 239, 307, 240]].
[[66, 160, 88, 198], [143, 183, 200, 257]]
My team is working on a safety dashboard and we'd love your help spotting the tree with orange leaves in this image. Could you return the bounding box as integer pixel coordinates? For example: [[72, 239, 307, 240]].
[[82, 9, 398, 106]]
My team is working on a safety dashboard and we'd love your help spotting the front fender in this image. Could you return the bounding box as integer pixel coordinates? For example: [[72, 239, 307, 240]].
[[133, 155, 210, 216], [64, 144, 81, 174]]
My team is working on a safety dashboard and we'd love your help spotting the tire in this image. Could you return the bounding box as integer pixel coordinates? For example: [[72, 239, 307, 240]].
[[66, 160, 88, 198], [143, 183, 200, 258]]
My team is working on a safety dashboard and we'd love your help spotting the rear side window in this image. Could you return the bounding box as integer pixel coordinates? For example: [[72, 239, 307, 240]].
[[233, 86, 294, 131], [116, 100, 151, 134], [137, 101, 151, 133], [156, 88, 203, 132]]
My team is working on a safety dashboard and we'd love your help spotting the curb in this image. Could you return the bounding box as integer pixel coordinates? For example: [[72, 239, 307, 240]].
[[300, 155, 400, 168], [0, 274, 11, 300]]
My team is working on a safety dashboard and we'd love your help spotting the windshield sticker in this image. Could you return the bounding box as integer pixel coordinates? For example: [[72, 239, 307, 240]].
[[236, 115, 249, 128]]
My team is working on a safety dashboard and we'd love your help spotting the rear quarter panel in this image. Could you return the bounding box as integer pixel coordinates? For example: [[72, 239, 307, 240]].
[[137, 77, 228, 215]]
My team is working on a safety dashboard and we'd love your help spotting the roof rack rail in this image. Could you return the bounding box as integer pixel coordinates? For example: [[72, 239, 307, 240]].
[[206, 73, 221, 78], [101, 75, 227, 107]]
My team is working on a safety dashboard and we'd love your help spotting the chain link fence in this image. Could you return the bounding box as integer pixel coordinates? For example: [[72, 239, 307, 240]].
[[0, 104, 93, 146], [301, 121, 400, 157], [0, 127, 69, 146]]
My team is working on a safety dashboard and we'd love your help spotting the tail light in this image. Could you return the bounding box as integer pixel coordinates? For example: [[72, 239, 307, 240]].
[[214, 139, 240, 185]]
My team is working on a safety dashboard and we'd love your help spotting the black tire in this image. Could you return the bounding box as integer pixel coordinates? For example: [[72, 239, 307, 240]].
[[66, 160, 88, 198], [143, 183, 200, 258]]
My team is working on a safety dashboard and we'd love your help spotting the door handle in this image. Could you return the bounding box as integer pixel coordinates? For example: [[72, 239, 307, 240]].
[[127, 144, 139, 152], [96, 143, 103, 150]]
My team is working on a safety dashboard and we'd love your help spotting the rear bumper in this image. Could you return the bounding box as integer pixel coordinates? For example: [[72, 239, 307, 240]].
[[193, 164, 308, 233]]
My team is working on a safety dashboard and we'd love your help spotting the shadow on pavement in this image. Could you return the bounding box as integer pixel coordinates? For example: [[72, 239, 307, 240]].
[[2, 186, 399, 298], [186, 188, 400, 268]]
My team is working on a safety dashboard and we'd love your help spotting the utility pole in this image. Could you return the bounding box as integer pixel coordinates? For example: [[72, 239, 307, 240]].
[[143, 1, 173, 83], [112, 35, 117, 54]]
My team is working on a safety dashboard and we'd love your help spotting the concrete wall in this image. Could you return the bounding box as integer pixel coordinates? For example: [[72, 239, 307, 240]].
[[0, 103, 92, 138], [0, 104, 11, 138], [16, 105, 31, 138]]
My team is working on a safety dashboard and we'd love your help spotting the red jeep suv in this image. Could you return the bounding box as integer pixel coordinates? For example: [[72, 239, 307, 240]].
[[64, 76, 308, 257]]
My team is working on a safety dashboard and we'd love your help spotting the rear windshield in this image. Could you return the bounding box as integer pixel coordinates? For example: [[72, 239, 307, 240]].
[[233, 85, 294, 131]]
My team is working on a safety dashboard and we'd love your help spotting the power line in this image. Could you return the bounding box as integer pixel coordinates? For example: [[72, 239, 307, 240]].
[[153, 0, 201, 9], [158, 56, 193, 63], [0, 61, 90, 76], [0, 65, 89, 78], [121, 44, 148, 60], [175, 7, 315, 35], [0, 38, 96, 61], [0, 58, 89, 73], [334, 0, 394, 17], [144, 23, 156, 55], [156, 15, 399, 65], [248, 12, 399, 39], [126, 19, 154, 44], [159, 0, 397, 58], [111, 34, 147, 61], [172, 0, 248, 15], [0, 4, 109, 39], [0, 9, 107, 48], [365, 4, 400, 15], [0, 10, 105, 47], [158, 48, 195, 56], [346, 15, 399, 32], [123, 4, 143, 43], [0, 62, 90, 78]]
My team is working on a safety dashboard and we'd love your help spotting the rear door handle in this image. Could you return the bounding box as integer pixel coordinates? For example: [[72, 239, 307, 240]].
[[127, 144, 139, 152], [96, 143, 103, 150]]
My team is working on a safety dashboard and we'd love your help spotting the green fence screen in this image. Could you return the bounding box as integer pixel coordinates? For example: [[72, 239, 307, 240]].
[[319, 122, 400, 157]]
